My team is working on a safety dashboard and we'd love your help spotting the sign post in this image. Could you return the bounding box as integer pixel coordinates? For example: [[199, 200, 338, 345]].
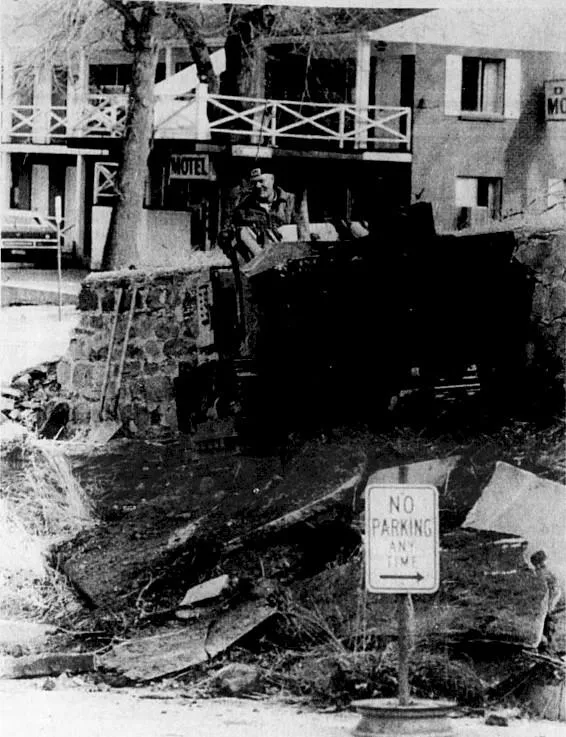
[[366, 484, 439, 707], [54, 196, 63, 322], [351, 484, 452, 736]]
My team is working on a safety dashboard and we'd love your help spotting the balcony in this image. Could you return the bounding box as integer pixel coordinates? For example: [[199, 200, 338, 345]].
[[1, 88, 411, 153]]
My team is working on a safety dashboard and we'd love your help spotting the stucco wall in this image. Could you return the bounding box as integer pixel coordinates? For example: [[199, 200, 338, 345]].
[[376, 44, 566, 231], [91, 207, 194, 270]]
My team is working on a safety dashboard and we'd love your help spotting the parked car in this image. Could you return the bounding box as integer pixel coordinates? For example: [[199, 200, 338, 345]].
[[1, 209, 59, 259]]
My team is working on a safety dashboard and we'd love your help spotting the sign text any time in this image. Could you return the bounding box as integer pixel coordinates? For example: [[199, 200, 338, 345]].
[[365, 484, 439, 594]]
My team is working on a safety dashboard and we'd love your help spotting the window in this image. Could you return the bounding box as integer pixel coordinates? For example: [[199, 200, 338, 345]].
[[445, 55, 521, 119], [461, 58, 504, 114], [455, 177, 502, 229], [89, 64, 132, 94]]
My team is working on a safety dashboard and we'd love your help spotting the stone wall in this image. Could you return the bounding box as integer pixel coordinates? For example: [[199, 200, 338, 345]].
[[514, 226, 566, 400], [56, 228, 565, 439], [57, 267, 212, 436]]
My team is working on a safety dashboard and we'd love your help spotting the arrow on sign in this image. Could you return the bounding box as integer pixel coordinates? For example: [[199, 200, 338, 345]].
[[380, 572, 424, 582]]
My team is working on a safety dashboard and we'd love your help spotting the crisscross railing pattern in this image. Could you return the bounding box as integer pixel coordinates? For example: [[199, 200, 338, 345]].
[[205, 94, 411, 148], [6, 105, 68, 140], [2, 92, 411, 150], [71, 94, 128, 137]]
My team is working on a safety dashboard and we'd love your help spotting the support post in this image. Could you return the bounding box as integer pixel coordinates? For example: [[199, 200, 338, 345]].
[[74, 154, 86, 264], [1, 47, 14, 143], [33, 63, 51, 143], [355, 33, 371, 149], [55, 195, 63, 322], [194, 82, 209, 140], [164, 45, 174, 79], [0, 153, 12, 210]]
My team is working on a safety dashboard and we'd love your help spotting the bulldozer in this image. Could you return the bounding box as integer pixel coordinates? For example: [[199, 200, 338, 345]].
[[175, 205, 533, 451]]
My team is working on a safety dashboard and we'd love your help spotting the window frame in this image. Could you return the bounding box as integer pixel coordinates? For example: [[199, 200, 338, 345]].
[[445, 54, 521, 120], [461, 57, 505, 116], [455, 176, 502, 229]]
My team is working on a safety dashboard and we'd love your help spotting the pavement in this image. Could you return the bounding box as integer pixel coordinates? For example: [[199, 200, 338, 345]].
[[0, 683, 564, 737], [0, 264, 84, 383], [0, 305, 80, 384], [1, 264, 87, 306]]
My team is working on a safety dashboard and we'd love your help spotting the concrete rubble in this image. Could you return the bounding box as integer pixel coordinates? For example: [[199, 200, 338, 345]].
[[177, 574, 232, 610], [61, 439, 367, 609], [0, 653, 95, 679], [463, 461, 566, 584], [1, 417, 564, 717], [100, 603, 276, 682]]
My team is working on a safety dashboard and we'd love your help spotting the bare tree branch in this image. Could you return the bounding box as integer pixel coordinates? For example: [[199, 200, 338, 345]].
[[162, 4, 218, 91]]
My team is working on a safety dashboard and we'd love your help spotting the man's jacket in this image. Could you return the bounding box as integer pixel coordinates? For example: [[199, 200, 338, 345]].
[[233, 187, 296, 233]]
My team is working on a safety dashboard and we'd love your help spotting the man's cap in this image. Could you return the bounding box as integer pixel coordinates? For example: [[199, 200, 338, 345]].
[[250, 167, 272, 181]]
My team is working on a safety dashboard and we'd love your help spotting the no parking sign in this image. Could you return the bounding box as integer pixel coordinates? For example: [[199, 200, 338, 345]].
[[365, 484, 439, 594]]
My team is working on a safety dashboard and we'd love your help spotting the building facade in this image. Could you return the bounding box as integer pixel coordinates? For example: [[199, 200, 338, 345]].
[[369, 7, 566, 231], [1, 7, 564, 268]]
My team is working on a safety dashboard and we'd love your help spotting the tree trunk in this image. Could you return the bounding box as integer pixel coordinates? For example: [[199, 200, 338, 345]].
[[221, 6, 274, 97], [102, 6, 158, 270]]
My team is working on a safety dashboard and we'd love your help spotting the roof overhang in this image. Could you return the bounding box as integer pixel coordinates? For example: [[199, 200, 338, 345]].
[[367, 7, 566, 53]]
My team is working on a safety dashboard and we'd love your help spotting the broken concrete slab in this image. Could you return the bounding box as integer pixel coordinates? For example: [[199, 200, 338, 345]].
[[100, 618, 211, 682], [367, 456, 461, 489], [463, 461, 566, 583], [205, 601, 277, 659], [0, 652, 95, 679], [177, 574, 231, 610], [0, 620, 57, 650], [100, 600, 275, 682], [289, 529, 548, 648], [81, 420, 122, 447]]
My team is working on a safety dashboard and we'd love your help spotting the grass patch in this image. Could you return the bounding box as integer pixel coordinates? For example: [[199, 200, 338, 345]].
[[0, 432, 96, 622]]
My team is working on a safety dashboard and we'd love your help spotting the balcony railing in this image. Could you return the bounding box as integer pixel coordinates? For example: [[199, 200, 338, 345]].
[[1, 90, 411, 151], [7, 105, 69, 142], [206, 94, 411, 149]]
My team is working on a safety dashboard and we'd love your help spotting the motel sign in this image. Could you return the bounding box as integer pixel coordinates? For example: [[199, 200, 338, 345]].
[[545, 80, 566, 121], [169, 154, 214, 180]]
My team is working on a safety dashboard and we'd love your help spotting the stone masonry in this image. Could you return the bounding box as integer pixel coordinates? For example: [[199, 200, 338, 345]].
[[514, 227, 566, 397], [56, 227, 565, 438], [57, 267, 212, 436]]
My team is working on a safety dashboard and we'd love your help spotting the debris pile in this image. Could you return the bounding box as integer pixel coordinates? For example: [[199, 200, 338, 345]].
[[0, 424, 564, 719], [1, 361, 68, 438]]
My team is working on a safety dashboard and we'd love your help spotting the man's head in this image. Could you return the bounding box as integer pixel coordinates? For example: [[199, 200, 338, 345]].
[[531, 550, 547, 570], [250, 167, 275, 202]]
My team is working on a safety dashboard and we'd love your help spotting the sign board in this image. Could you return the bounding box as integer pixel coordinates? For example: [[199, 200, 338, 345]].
[[365, 484, 439, 594], [545, 80, 566, 121], [169, 154, 214, 181]]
